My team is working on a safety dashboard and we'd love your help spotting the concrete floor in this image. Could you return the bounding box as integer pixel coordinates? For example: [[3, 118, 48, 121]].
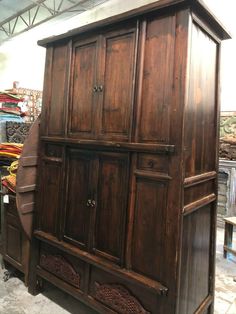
[[0, 227, 235, 314], [215, 228, 236, 314]]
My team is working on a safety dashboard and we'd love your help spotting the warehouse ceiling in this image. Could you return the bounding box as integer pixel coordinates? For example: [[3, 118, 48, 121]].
[[0, 0, 109, 43]]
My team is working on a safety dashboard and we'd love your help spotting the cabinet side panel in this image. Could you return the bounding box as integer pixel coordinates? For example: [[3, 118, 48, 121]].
[[48, 43, 69, 136], [137, 14, 175, 143], [179, 205, 211, 314], [184, 23, 217, 177], [39, 162, 61, 235], [40, 47, 52, 136]]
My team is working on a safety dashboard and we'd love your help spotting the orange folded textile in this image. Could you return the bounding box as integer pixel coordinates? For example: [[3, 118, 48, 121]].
[[2, 175, 16, 193], [0, 143, 23, 158]]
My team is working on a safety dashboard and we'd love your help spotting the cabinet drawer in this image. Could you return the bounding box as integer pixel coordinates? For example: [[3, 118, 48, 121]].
[[5, 196, 17, 216], [5, 213, 22, 265], [137, 154, 168, 173], [39, 243, 86, 290], [44, 143, 63, 158], [89, 267, 164, 314]]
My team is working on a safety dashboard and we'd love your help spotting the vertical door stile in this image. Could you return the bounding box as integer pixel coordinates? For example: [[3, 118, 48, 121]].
[[68, 39, 76, 137], [129, 20, 140, 143], [60, 146, 70, 241], [125, 153, 138, 269], [41, 46, 53, 137], [96, 34, 106, 139], [88, 153, 99, 252], [65, 40, 72, 138], [134, 19, 147, 143], [57, 145, 66, 241]]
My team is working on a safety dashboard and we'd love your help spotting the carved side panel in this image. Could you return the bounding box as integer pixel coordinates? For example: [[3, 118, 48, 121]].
[[219, 113, 236, 160], [220, 113, 236, 138], [40, 254, 80, 288], [94, 282, 150, 314]]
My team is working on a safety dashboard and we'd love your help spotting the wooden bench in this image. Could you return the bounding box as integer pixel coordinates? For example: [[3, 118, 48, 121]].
[[224, 217, 236, 258]]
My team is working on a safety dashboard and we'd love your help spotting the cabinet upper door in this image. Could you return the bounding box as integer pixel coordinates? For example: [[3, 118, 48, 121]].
[[97, 25, 137, 141], [69, 36, 99, 139]]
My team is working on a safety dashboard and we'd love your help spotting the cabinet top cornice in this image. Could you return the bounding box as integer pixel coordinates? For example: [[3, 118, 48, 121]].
[[38, 0, 230, 47]]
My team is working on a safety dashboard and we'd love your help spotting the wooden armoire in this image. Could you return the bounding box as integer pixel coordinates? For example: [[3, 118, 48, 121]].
[[28, 0, 230, 313]]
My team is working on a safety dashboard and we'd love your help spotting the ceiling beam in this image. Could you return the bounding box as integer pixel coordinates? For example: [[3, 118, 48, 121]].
[[0, 0, 109, 43]]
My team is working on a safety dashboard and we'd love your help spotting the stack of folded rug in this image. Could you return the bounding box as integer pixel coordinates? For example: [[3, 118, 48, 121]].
[[0, 92, 24, 122]]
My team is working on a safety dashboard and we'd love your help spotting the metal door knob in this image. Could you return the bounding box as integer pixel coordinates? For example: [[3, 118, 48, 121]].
[[98, 85, 103, 92], [93, 86, 98, 92], [86, 199, 96, 207], [86, 199, 92, 207]]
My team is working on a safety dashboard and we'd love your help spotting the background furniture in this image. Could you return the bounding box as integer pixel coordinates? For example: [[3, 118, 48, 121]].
[[223, 217, 236, 259], [218, 112, 236, 226], [0, 122, 32, 285], [5, 87, 42, 123], [0, 166, 30, 286], [28, 1, 230, 313], [0, 190, 30, 285]]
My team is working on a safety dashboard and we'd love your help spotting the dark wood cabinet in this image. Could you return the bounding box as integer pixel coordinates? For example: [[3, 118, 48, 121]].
[[28, 1, 230, 313], [0, 195, 30, 285]]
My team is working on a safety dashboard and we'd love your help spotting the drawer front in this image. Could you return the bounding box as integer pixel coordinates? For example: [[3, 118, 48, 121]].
[[137, 154, 168, 173], [5, 196, 17, 216], [39, 243, 86, 290], [89, 267, 165, 314], [5, 213, 22, 265], [44, 143, 63, 158], [4, 197, 23, 265]]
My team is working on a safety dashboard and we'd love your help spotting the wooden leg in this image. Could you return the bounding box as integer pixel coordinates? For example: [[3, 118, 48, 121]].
[[224, 222, 233, 258], [208, 302, 214, 314], [28, 237, 43, 295]]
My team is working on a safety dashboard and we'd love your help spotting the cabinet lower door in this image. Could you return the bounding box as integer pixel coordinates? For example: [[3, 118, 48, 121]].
[[92, 152, 129, 265], [63, 149, 95, 250], [63, 150, 129, 264]]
